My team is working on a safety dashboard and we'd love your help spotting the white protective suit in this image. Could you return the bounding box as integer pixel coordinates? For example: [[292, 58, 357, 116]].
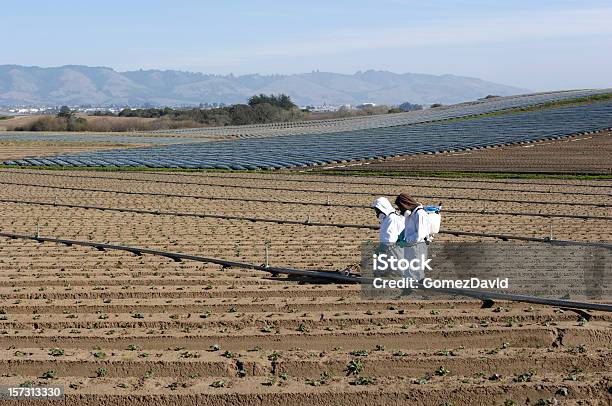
[[402, 205, 431, 243], [372, 197, 405, 243], [402, 205, 431, 281]]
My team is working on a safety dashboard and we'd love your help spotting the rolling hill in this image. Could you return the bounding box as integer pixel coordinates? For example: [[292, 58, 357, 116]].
[[0, 65, 528, 107]]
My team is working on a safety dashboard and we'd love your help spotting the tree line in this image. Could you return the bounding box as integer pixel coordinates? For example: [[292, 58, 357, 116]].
[[117, 94, 302, 125], [10, 94, 426, 132]]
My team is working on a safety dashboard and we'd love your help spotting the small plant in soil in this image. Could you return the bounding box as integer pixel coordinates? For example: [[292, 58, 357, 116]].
[[349, 349, 369, 357], [534, 400, 555, 406], [413, 374, 430, 385], [267, 351, 282, 362], [401, 320, 415, 329], [306, 372, 331, 386], [96, 368, 108, 377], [41, 370, 58, 379], [20, 380, 34, 387], [167, 381, 190, 390], [435, 366, 450, 376], [92, 351, 106, 359], [208, 344, 221, 352], [48, 348, 64, 356], [352, 376, 375, 385], [180, 351, 200, 358], [131, 312, 145, 319], [210, 380, 225, 388], [564, 367, 583, 381], [513, 370, 534, 382], [346, 359, 364, 375]]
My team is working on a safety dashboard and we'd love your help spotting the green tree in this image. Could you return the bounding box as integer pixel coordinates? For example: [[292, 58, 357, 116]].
[[248, 94, 296, 110], [57, 105, 74, 119]]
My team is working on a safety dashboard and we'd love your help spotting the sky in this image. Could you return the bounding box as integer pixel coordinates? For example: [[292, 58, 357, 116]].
[[2, 0, 611, 91]]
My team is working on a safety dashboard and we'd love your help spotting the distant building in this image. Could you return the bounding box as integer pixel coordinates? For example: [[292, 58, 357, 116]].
[[356, 103, 376, 109]]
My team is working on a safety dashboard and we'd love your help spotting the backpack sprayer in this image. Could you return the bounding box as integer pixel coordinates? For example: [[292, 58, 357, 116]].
[[422, 202, 442, 243]]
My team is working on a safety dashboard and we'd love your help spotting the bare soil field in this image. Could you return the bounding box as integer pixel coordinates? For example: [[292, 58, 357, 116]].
[[0, 169, 610, 405], [0, 141, 138, 160], [331, 132, 612, 174]]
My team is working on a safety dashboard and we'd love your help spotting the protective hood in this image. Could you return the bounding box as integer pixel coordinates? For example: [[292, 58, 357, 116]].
[[372, 197, 396, 216]]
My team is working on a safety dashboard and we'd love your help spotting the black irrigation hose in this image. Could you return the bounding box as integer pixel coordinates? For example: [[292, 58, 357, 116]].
[[0, 232, 358, 283], [1, 169, 610, 197], [0, 179, 608, 209], [2, 194, 610, 221], [1, 231, 610, 312], [2, 198, 610, 249]]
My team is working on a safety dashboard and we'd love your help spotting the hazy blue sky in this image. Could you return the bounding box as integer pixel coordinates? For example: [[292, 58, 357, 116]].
[[2, 0, 611, 90]]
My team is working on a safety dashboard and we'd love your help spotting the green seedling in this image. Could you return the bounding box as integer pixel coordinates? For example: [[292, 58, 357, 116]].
[[435, 366, 450, 376], [352, 376, 375, 385], [48, 348, 64, 356], [346, 359, 364, 375]]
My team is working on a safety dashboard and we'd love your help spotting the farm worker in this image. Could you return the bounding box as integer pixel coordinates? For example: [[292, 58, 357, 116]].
[[372, 197, 405, 243], [395, 193, 431, 243], [372, 197, 405, 278], [395, 193, 431, 281]]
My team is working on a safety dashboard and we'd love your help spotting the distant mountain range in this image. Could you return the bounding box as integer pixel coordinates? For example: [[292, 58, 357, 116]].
[[0, 65, 529, 107]]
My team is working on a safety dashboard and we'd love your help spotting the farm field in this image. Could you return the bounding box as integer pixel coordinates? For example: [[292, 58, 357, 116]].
[[3, 93, 612, 170], [151, 89, 612, 138], [333, 132, 612, 174], [0, 141, 139, 161], [0, 169, 610, 405]]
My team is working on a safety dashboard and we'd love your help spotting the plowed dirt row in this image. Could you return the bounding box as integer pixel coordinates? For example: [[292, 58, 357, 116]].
[[0, 171, 610, 206]]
